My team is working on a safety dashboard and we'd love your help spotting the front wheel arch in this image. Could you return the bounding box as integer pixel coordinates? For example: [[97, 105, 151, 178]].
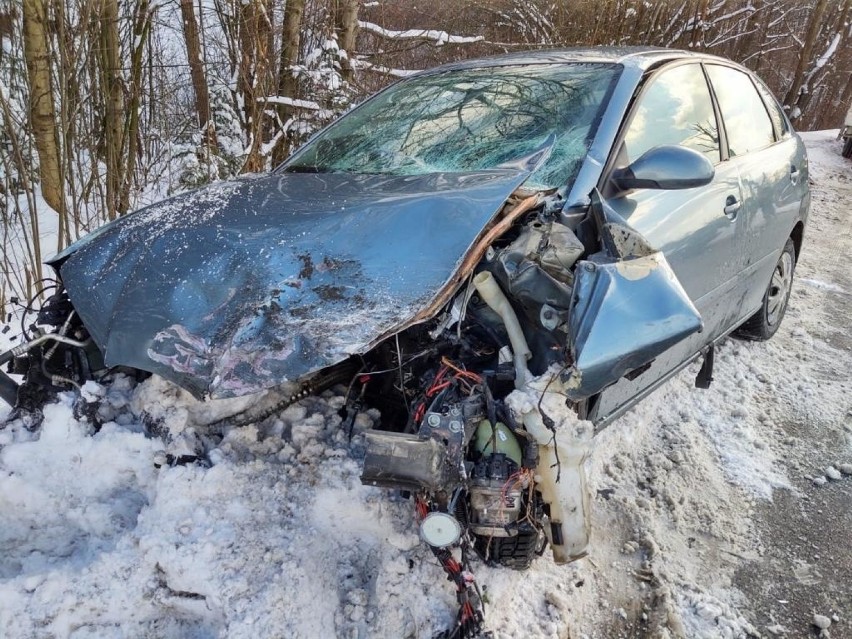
[[790, 221, 805, 261], [734, 237, 797, 342]]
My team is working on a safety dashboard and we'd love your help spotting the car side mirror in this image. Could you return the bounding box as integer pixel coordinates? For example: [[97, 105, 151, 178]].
[[611, 145, 715, 192]]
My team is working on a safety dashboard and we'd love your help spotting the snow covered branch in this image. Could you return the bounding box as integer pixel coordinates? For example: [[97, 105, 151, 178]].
[[260, 96, 323, 111], [357, 20, 483, 45], [350, 58, 420, 78], [798, 32, 842, 98]]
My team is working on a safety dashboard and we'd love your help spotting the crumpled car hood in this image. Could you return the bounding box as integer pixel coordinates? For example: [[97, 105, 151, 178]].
[[49, 170, 528, 398]]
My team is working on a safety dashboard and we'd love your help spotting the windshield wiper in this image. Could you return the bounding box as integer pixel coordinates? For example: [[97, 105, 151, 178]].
[[283, 165, 328, 174]]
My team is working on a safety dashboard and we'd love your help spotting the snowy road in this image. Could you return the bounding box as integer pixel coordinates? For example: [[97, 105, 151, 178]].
[[1, 131, 850, 639]]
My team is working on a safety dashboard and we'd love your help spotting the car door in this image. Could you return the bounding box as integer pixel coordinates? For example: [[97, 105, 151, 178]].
[[704, 64, 805, 322], [588, 62, 746, 425]]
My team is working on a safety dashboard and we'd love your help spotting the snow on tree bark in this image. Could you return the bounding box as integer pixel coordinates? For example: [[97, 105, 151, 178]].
[[21, 0, 65, 234]]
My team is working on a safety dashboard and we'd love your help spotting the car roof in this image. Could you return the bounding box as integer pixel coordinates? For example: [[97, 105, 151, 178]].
[[420, 46, 728, 75]]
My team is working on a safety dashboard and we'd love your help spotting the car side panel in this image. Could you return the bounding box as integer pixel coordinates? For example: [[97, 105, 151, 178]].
[[590, 160, 744, 425], [728, 135, 805, 321]]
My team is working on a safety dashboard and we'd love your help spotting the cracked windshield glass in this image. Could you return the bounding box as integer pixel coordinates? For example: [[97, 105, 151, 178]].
[[285, 63, 621, 189]]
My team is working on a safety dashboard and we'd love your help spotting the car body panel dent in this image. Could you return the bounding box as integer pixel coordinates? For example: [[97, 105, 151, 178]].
[[565, 251, 702, 400], [52, 169, 529, 398], [563, 192, 702, 399]]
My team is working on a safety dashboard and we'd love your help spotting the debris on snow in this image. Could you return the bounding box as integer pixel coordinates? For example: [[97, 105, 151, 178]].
[[80, 380, 106, 404], [813, 613, 832, 629], [825, 466, 842, 481]]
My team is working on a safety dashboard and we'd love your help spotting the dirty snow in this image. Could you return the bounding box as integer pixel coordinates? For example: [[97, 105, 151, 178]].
[[1, 131, 851, 638]]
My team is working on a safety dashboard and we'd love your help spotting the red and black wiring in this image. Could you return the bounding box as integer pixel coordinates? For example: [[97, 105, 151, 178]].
[[412, 358, 483, 426], [434, 546, 483, 639], [341, 369, 372, 439], [416, 496, 486, 639]]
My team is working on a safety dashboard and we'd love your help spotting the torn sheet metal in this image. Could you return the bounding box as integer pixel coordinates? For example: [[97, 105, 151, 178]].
[[563, 251, 702, 399], [561, 190, 702, 399], [48, 170, 528, 398], [492, 220, 585, 320]]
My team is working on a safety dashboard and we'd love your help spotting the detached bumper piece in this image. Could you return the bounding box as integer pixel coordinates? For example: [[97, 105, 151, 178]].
[[0, 368, 17, 407]]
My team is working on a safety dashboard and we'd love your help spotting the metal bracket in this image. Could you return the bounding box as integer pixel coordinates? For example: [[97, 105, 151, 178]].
[[695, 345, 715, 389]]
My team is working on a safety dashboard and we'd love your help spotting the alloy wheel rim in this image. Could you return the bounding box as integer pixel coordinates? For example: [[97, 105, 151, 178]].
[[767, 251, 793, 326]]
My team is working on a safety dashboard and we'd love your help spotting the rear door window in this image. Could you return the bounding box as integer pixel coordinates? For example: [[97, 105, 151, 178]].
[[752, 76, 790, 139], [623, 63, 721, 165], [706, 65, 775, 157]]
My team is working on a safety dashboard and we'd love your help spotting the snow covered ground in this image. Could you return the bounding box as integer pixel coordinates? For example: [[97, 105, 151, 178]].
[[1, 130, 851, 638]]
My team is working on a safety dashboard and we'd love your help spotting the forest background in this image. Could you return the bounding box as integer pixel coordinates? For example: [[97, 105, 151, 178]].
[[1, 0, 850, 309]]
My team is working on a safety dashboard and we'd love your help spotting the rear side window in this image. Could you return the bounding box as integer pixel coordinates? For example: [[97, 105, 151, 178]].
[[623, 63, 720, 165], [752, 75, 790, 139], [706, 65, 775, 157]]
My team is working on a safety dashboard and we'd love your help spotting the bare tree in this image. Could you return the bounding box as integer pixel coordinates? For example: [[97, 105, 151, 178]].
[[783, 0, 830, 112], [790, 0, 851, 121], [118, 0, 155, 216], [334, 0, 360, 82], [180, 0, 218, 155], [21, 0, 66, 243], [271, 0, 306, 166], [97, 0, 124, 220], [237, 0, 274, 173]]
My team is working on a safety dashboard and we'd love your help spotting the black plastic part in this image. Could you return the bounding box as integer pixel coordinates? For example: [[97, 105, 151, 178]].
[[0, 368, 19, 407], [474, 526, 543, 571], [695, 345, 715, 389], [36, 291, 74, 327], [522, 440, 539, 469], [471, 453, 516, 481], [550, 521, 564, 546], [494, 362, 516, 382]]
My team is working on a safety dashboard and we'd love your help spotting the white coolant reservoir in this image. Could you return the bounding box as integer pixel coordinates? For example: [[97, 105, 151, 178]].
[[506, 369, 592, 564]]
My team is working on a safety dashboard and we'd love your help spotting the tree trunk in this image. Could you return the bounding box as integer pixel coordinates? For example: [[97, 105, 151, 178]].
[[21, 0, 66, 236], [335, 0, 359, 83], [734, 0, 763, 62], [179, 0, 217, 154], [690, 0, 710, 49], [271, 0, 306, 166], [98, 0, 124, 220], [794, 0, 851, 123], [783, 0, 829, 111], [118, 0, 154, 216], [238, 0, 273, 173]]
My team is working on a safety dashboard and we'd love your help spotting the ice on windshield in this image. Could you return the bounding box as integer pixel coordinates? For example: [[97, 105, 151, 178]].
[[285, 64, 621, 189]]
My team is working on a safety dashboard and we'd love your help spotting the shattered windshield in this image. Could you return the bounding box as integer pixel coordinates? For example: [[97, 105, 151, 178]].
[[284, 63, 621, 189]]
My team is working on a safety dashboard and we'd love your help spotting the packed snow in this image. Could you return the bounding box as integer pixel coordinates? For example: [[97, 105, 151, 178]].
[[1, 131, 851, 638]]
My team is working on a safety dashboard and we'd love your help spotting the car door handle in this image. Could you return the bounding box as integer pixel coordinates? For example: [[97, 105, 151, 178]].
[[790, 165, 800, 185], [724, 195, 741, 219]]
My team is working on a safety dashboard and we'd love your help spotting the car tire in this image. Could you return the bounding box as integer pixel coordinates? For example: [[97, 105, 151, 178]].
[[843, 137, 852, 159], [735, 238, 796, 341]]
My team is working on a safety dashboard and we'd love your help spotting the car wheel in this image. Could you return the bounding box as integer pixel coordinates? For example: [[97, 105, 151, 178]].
[[735, 238, 796, 341], [843, 137, 852, 159]]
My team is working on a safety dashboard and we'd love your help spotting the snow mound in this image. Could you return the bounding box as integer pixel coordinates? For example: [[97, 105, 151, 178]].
[[0, 379, 462, 638]]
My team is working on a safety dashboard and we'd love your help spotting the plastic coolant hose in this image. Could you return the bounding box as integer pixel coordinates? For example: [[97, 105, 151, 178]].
[[473, 271, 531, 388]]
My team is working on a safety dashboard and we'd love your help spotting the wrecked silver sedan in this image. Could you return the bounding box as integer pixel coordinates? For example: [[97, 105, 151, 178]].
[[1, 48, 809, 634]]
